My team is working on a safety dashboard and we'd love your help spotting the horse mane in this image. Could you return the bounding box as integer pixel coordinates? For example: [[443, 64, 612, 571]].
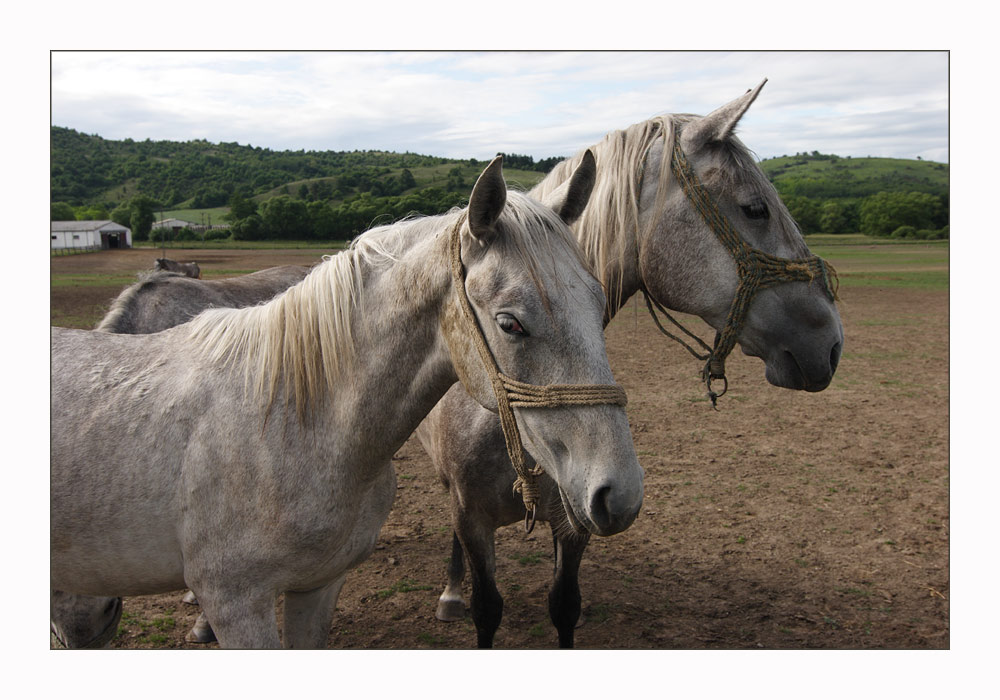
[[95, 270, 187, 333], [185, 191, 587, 420], [530, 113, 802, 311]]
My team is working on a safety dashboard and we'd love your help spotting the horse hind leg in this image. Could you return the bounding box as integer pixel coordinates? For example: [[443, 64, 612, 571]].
[[435, 532, 468, 622], [186, 612, 217, 644], [454, 521, 503, 648], [50, 590, 123, 649], [180, 588, 215, 642]]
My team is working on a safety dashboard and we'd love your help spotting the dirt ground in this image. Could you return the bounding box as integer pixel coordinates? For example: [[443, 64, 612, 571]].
[[50, 247, 949, 650]]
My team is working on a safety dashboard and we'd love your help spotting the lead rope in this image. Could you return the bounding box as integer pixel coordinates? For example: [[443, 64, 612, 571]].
[[635, 131, 839, 409], [449, 215, 628, 532]]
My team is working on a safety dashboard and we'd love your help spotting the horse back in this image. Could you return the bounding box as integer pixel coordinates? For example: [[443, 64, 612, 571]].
[[97, 266, 313, 334]]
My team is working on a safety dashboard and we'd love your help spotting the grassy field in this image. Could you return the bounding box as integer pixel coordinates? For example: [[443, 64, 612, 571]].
[[807, 236, 948, 290]]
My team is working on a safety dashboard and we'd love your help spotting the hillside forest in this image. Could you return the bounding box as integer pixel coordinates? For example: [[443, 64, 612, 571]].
[[50, 127, 949, 243]]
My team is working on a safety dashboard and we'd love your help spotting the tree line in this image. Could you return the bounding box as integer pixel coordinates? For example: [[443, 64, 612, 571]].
[[762, 152, 949, 240]]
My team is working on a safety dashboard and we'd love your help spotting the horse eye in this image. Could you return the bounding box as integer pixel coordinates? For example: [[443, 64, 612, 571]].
[[496, 313, 528, 336], [741, 201, 769, 220]]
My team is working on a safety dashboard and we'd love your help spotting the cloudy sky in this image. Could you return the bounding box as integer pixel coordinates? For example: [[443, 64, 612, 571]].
[[50, 51, 949, 163]]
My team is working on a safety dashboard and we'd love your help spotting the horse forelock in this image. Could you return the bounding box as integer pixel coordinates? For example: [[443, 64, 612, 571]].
[[489, 191, 597, 314]]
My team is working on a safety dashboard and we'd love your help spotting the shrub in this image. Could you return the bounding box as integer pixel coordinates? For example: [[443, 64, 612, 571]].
[[204, 228, 230, 241]]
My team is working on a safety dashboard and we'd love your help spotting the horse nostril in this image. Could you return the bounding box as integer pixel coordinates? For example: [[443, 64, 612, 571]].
[[830, 341, 842, 373], [589, 482, 640, 535], [588, 484, 614, 532]]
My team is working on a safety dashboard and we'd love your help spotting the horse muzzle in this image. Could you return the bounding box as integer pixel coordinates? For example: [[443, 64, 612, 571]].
[[559, 470, 644, 537], [761, 337, 842, 392]]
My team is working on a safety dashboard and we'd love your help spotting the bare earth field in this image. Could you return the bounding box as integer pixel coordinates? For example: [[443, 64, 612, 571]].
[[50, 246, 949, 649]]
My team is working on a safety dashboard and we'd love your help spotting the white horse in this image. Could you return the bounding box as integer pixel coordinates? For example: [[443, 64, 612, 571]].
[[416, 81, 845, 647], [50, 154, 644, 649]]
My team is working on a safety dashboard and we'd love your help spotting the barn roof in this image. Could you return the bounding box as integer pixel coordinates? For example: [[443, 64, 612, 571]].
[[151, 217, 198, 228], [51, 220, 129, 233]]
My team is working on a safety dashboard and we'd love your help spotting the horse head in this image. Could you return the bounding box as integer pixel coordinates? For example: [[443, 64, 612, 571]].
[[442, 154, 643, 537], [638, 81, 844, 392]]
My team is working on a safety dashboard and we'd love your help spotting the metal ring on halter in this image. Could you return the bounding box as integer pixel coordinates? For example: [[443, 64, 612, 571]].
[[706, 374, 728, 398], [706, 374, 728, 409], [524, 505, 537, 534]]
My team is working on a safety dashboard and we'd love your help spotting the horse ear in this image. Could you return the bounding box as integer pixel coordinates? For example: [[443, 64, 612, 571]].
[[681, 78, 767, 152], [467, 155, 507, 244], [554, 149, 596, 225]]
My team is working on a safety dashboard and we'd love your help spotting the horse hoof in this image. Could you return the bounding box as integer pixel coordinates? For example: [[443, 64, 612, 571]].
[[181, 591, 199, 605], [435, 599, 466, 622], [185, 616, 217, 644], [186, 627, 216, 644]]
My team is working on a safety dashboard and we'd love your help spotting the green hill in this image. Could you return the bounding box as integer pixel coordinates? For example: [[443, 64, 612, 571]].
[[50, 126, 551, 211], [760, 152, 948, 202], [50, 129, 948, 240]]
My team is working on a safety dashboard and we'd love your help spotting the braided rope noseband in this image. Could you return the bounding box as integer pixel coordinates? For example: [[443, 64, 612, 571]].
[[449, 215, 628, 531], [640, 133, 839, 408]]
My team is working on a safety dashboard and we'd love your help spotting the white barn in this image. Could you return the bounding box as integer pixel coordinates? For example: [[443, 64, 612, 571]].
[[151, 217, 199, 234], [51, 220, 132, 251]]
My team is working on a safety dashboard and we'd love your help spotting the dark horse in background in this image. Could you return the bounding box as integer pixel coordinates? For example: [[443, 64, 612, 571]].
[[154, 257, 202, 279]]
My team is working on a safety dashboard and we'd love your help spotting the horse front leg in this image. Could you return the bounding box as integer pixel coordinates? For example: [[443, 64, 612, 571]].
[[189, 586, 280, 649], [435, 532, 468, 622], [547, 528, 590, 649], [455, 519, 503, 648], [282, 576, 346, 649]]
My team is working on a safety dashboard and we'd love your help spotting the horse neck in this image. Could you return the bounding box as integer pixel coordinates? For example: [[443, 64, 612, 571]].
[[185, 218, 460, 465], [311, 219, 461, 460], [531, 124, 671, 321]]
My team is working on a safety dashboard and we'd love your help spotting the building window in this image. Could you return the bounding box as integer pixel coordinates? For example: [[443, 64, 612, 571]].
[[72, 234, 80, 240], [51, 235, 57, 240]]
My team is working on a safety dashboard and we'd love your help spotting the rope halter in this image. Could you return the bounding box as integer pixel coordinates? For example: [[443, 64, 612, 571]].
[[449, 215, 628, 532], [641, 133, 839, 408]]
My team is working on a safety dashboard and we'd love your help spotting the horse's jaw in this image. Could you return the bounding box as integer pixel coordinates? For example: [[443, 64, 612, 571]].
[[558, 488, 587, 535]]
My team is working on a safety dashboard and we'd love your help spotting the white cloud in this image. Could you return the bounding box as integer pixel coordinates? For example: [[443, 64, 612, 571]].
[[50, 51, 949, 162]]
